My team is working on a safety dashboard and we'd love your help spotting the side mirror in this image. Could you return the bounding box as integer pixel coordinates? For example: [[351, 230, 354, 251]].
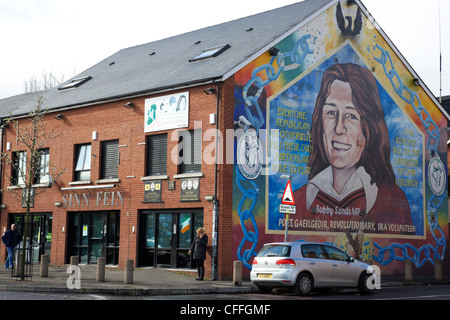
[[348, 257, 355, 263]]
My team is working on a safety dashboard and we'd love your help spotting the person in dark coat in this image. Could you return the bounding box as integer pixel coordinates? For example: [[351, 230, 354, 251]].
[[2, 224, 22, 270], [189, 227, 208, 281]]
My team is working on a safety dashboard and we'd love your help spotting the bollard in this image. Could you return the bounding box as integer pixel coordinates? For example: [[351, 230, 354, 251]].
[[70, 255, 79, 266], [435, 259, 443, 281], [233, 260, 243, 286], [404, 259, 413, 282], [40, 254, 49, 277], [124, 259, 134, 284], [97, 257, 106, 282]]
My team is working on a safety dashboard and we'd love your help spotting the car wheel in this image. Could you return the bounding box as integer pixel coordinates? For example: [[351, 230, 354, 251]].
[[358, 272, 373, 295], [254, 284, 272, 294], [294, 272, 313, 296]]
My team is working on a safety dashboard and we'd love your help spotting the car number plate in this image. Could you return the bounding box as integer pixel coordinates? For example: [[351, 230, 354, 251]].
[[258, 273, 272, 279]]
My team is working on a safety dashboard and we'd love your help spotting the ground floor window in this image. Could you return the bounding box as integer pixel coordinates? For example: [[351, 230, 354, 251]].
[[68, 211, 120, 265], [138, 209, 203, 268], [9, 213, 52, 262]]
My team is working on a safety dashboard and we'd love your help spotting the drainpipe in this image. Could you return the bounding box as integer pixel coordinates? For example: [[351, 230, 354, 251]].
[[211, 83, 220, 280]]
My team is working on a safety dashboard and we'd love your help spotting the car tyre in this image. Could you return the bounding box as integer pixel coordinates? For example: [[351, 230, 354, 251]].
[[294, 272, 313, 296], [358, 272, 373, 295], [254, 284, 272, 294]]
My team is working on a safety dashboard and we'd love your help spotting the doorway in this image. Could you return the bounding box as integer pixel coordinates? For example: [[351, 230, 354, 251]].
[[139, 209, 203, 268], [68, 211, 120, 265], [9, 213, 52, 262]]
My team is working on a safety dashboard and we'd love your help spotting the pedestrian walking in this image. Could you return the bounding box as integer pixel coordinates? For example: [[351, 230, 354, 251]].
[[189, 227, 208, 281], [2, 224, 22, 270]]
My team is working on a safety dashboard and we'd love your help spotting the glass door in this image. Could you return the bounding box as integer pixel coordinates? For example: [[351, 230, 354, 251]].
[[139, 209, 203, 268], [68, 211, 120, 265], [90, 213, 105, 263], [9, 213, 52, 262]]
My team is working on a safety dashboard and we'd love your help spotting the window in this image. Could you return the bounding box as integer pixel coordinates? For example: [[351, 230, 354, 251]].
[[101, 140, 119, 179], [11, 151, 26, 186], [301, 244, 328, 259], [323, 245, 349, 261], [146, 134, 167, 176], [189, 44, 231, 62], [75, 144, 91, 181], [58, 76, 92, 91], [36, 148, 50, 184], [257, 244, 291, 258], [178, 129, 202, 174]]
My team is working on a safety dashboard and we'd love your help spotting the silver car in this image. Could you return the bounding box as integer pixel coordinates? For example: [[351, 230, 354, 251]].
[[250, 241, 375, 296]]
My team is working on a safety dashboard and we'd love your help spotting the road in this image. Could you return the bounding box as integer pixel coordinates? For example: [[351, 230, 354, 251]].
[[0, 284, 448, 300]]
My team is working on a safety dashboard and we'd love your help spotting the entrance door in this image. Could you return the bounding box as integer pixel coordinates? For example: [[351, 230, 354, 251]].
[[10, 214, 52, 262], [139, 209, 203, 268], [68, 211, 120, 265]]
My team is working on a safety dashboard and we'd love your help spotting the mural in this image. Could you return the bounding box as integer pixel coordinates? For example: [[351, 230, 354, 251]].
[[232, 1, 448, 274]]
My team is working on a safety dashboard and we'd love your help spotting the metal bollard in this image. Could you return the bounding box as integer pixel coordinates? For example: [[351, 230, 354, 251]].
[[233, 260, 243, 286], [435, 259, 443, 281], [97, 257, 106, 282], [70, 255, 79, 266], [404, 259, 413, 281], [40, 254, 49, 277], [124, 259, 134, 284]]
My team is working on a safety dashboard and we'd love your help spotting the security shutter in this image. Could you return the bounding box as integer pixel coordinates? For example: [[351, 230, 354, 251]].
[[179, 129, 201, 174], [147, 134, 167, 176], [101, 140, 119, 179]]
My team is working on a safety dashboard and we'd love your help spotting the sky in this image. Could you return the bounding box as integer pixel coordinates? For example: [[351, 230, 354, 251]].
[[0, 0, 448, 100]]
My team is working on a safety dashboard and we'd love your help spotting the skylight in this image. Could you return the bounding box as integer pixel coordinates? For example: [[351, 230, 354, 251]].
[[189, 44, 230, 62], [58, 76, 92, 91]]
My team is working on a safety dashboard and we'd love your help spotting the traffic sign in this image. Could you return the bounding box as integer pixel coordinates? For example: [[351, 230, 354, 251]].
[[281, 180, 295, 205]]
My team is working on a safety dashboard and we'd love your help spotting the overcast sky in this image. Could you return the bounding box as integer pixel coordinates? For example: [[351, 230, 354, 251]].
[[0, 0, 448, 100]]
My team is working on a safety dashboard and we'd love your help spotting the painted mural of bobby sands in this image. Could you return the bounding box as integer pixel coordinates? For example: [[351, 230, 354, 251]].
[[293, 63, 414, 235]]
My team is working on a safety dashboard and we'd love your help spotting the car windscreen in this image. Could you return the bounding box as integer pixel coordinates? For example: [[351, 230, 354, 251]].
[[256, 244, 291, 257]]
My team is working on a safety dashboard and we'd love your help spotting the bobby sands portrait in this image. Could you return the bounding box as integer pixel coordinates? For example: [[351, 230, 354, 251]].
[[293, 63, 414, 235]]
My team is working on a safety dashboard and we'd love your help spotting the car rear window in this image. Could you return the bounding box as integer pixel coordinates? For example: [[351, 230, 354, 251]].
[[256, 244, 291, 257]]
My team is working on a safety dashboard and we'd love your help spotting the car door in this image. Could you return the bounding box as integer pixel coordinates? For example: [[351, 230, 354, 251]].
[[322, 245, 360, 286], [300, 244, 333, 286]]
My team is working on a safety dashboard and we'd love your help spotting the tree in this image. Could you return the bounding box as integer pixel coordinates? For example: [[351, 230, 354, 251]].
[[23, 71, 67, 93], [2, 96, 65, 280]]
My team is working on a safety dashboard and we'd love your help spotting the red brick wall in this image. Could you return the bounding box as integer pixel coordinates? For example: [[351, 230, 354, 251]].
[[0, 78, 236, 280]]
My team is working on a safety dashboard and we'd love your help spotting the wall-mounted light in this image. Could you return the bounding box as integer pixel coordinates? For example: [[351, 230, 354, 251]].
[[204, 88, 216, 95], [205, 195, 215, 201], [92, 131, 98, 141], [54, 114, 64, 120], [269, 47, 279, 56], [124, 102, 136, 108], [6, 142, 11, 151], [0, 204, 6, 209], [210, 113, 216, 125], [413, 78, 420, 86], [54, 201, 62, 207]]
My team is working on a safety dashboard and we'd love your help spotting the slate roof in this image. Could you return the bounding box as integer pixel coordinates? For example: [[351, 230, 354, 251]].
[[0, 0, 333, 119]]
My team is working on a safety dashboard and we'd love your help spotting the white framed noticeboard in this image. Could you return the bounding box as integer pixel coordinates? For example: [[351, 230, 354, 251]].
[[144, 92, 189, 133]]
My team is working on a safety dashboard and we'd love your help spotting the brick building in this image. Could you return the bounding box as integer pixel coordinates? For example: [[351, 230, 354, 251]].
[[0, 0, 448, 280]]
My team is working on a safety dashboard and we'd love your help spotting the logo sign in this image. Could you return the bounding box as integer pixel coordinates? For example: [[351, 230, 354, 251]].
[[281, 180, 295, 205], [237, 130, 263, 180], [279, 204, 296, 214], [428, 157, 446, 197], [144, 92, 189, 133]]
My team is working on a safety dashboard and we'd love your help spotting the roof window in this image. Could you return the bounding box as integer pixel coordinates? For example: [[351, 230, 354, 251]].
[[189, 44, 230, 62], [58, 76, 92, 91]]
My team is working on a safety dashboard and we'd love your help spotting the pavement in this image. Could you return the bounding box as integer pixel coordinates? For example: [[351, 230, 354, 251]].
[[0, 263, 448, 297]]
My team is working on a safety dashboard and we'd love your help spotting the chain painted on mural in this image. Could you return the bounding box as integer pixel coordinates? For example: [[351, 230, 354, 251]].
[[373, 45, 447, 267], [236, 35, 314, 269]]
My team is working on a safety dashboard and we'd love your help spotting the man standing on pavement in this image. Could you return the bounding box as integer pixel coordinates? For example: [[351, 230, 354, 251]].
[[2, 224, 22, 270]]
